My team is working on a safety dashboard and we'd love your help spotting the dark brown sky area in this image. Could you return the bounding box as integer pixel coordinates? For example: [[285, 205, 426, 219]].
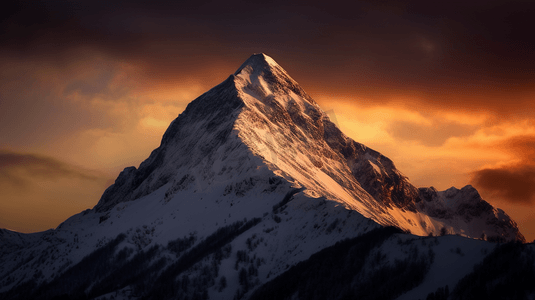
[[1, 0, 534, 240]]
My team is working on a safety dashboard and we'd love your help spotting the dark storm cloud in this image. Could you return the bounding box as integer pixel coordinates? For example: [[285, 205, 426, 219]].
[[0, 150, 104, 186], [1, 0, 534, 114], [472, 165, 535, 205], [3, 1, 533, 67], [471, 135, 535, 205]]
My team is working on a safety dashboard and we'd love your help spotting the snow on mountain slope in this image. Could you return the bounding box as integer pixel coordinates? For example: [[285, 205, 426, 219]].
[[0, 228, 49, 257], [0, 53, 527, 300], [248, 228, 498, 300], [395, 235, 494, 300], [0, 178, 380, 298]]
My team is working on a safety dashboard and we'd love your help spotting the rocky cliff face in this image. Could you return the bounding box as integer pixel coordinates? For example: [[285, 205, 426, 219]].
[[323, 120, 420, 210]]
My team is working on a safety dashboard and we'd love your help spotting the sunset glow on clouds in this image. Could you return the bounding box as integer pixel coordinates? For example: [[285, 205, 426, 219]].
[[1, 0, 534, 240]]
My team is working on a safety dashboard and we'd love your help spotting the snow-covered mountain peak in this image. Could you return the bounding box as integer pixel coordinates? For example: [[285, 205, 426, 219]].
[[234, 53, 279, 75], [233, 53, 316, 107], [421, 185, 483, 207], [91, 53, 523, 243]]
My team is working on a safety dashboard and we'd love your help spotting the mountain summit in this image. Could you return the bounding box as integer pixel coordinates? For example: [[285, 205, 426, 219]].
[[0, 53, 528, 300]]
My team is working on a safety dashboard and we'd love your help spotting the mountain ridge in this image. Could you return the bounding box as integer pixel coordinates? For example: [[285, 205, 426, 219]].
[[95, 52, 523, 242]]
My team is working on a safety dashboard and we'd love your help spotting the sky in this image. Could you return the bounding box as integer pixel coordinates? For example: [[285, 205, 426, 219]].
[[1, 0, 534, 241]]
